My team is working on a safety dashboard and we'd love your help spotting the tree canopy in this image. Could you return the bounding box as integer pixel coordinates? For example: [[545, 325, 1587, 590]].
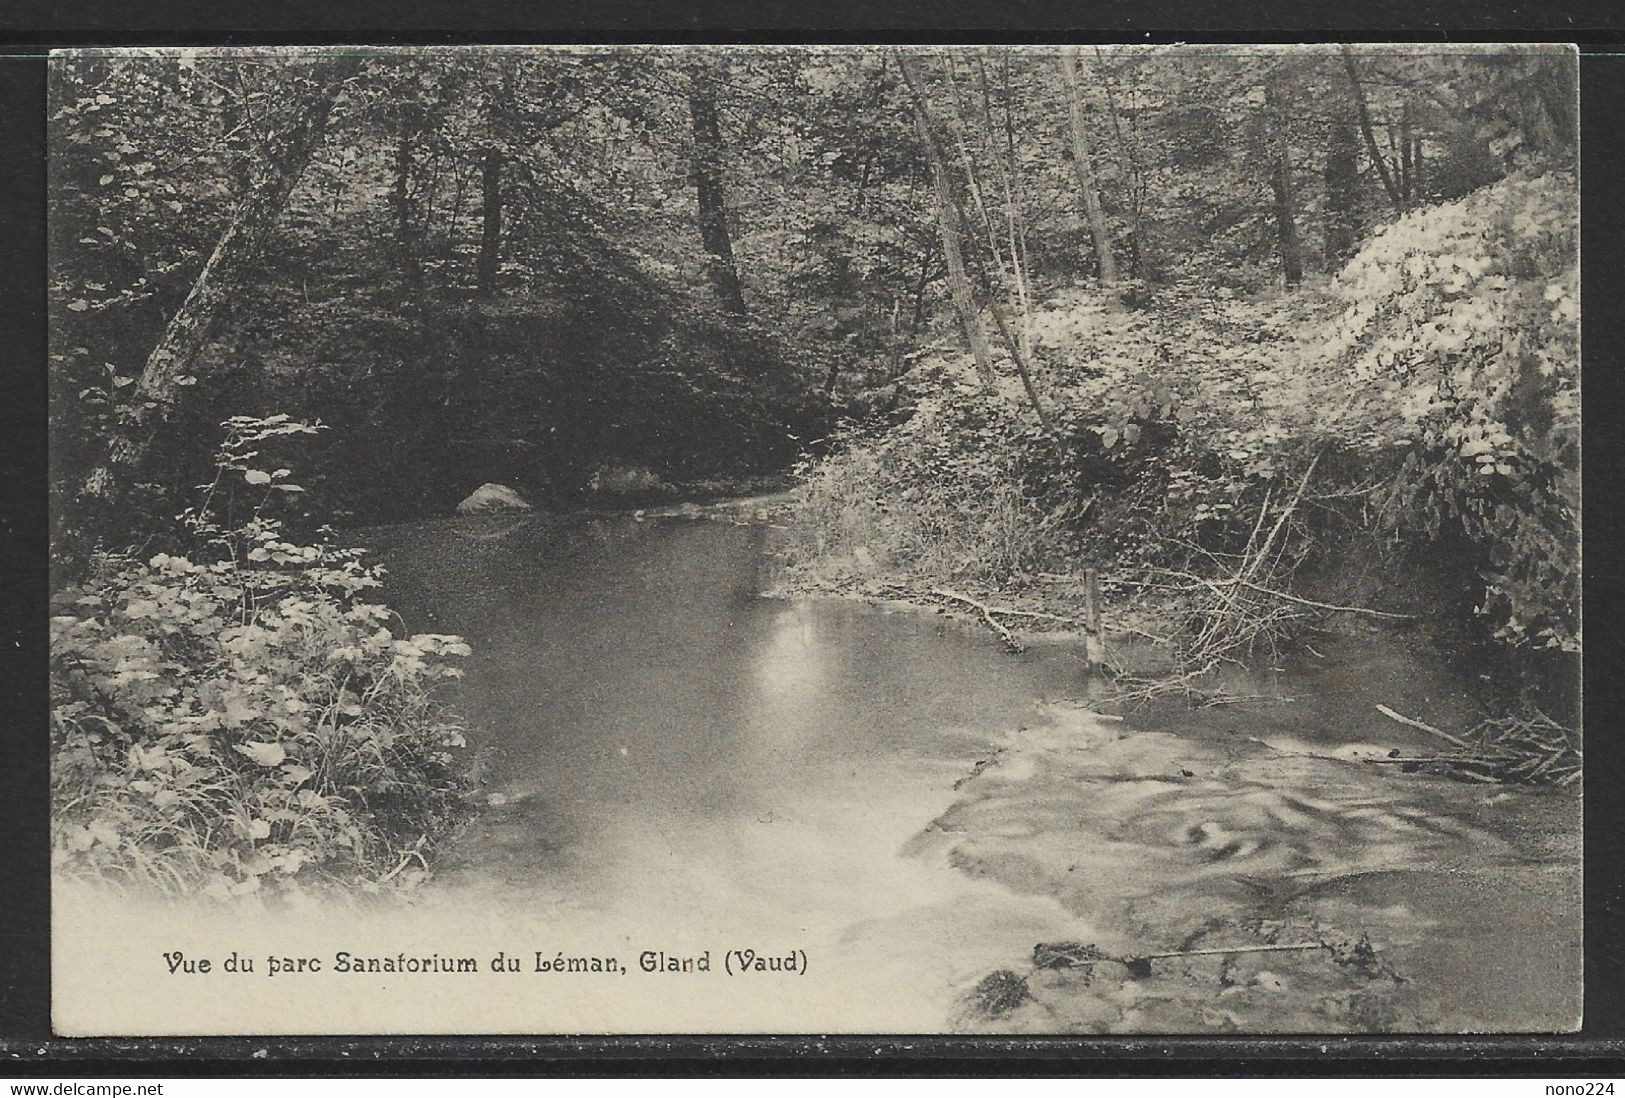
[[50, 45, 1576, 564]]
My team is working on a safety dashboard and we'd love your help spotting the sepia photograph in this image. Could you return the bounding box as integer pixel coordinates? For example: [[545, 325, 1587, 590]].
[[45, 42, 1580, 1037]]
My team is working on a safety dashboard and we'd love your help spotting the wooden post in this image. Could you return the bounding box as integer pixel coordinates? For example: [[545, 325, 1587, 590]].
[[1084, 566, 1105, 667]]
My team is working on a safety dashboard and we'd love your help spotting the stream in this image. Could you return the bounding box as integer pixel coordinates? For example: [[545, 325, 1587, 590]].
[[353, 507, 1581, 1034]]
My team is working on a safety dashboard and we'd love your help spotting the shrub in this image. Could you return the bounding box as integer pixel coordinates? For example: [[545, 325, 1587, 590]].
[[588, 461, 671, 500], [50, 415, 477, 897], [789, 172, 1579, 678], [786, 400, 1077, 584], [1324, 171, 1579, 652]]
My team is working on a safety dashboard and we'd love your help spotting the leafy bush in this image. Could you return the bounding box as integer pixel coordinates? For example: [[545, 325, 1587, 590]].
[[786, 397, 1077, 583], [788, 171, 1578, 671], [1323, 171, 1579, 651], [50, 415, 477, 897]]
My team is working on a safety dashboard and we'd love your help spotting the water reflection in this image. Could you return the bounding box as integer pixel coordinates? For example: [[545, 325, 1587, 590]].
[[363, 512, 1086, 830], [750, 607, 826, 735]]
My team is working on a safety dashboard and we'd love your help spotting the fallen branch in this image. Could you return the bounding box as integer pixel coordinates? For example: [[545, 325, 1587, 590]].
[[1138, 942, 1325, 962], [376, 838, 431, 885], [972, 605, 1079, 624], [1033, 939, 1329, 976], [1374, 704, 1470, 749], [1362, 711, 1582, 787], [1244, 450, 1321, 583], [929, 588, 1024, 652], [1236, 581, 1413, 620], [1365, 757, 1504, 779], [1116, 623, 1174, 645], [1197, 693, 1292, 709]]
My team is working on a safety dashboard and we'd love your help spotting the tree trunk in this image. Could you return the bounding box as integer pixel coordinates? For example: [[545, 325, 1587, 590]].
[[1398, 100, 1414, 203], [100, 56, 358, 479], [1264, 74, 1303, 287], [979, 55, 1036, 360], [897, 53, 995, 386], [688, 72, 747, 315], [939, 56, 1002, 278], [393, 105, 422, 284], [1323, 117, 1363, 267], [1058, 50, 1118, 286], [1340, 45, 1403, 211], [476, 146, 503, 295], [908, 246, 936, 333], [1534, 51, 1578, 155], [1093, 46, 1151, 281]]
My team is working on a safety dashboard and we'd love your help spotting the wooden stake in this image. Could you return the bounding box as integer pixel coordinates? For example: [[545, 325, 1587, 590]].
[[1084, 565, 1105, 667]]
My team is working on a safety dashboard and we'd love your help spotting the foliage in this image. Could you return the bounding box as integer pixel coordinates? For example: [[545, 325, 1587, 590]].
[[787, 420, 1075, 584], [787, 169, 1578, 676], [50, 416, 476, 896], [1322, 172, 1579, 651], [44, 44, 1578, 714], [49, 45, 1574, 555]]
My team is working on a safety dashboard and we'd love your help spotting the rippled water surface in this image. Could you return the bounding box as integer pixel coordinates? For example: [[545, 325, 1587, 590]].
[[347, 509, 1580, 1033]]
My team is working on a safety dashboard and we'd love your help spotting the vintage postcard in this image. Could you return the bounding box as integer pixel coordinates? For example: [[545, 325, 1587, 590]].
[[47, 43, 1580, 1036]]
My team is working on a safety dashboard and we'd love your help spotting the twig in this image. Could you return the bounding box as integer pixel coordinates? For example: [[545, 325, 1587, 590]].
[[1245, 452, 1320, 583], [1374, 704, 1471, 749]]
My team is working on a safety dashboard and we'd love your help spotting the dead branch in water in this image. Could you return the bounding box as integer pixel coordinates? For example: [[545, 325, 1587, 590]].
[[1137, 942, 1326, 962], [1374, 703, 1470, 748], [1364, 707, 1580, 786], [929, 588, 1025, 652], [1030, 938, 1341, 982]]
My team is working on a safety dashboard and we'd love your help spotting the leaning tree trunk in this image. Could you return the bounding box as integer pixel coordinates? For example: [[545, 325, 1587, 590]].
[[1264, 73, 1304, 287], [688, 70, 747, 315], [897, 53, 995, 387], [1057, 50, 1118, 287], [99, 55, 358, 480], [1340, 45, 1403, 212], [475, 146, 503, 295]]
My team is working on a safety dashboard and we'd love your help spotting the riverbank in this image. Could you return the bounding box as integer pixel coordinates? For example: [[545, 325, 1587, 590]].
[[50, 503, 1581, 1035], [768, 468, 1580, 787]]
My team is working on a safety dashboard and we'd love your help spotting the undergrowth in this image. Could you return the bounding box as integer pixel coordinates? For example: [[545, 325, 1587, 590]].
[[785, 171, 1579, 761], [50, 415, 478, 898]]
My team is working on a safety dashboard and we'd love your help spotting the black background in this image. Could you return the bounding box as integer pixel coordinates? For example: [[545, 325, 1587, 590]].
[[2, 0, 1623, 1075]]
